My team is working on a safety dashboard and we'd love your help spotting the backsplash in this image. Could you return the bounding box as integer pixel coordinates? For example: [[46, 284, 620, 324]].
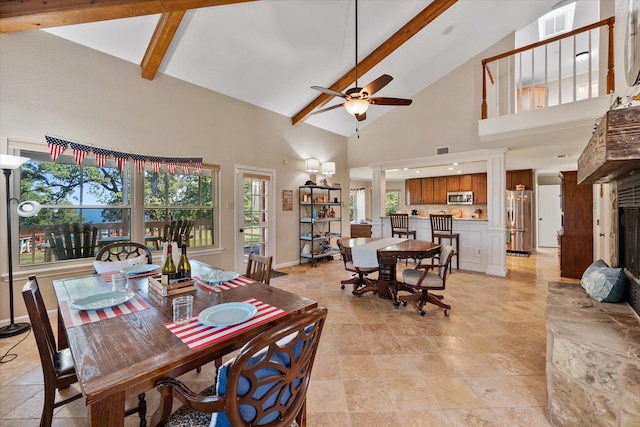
[[406, 204, 488, 219]]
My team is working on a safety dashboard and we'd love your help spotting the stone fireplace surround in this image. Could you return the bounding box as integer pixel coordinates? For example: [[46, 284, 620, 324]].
[[546, 281, 640, 426]]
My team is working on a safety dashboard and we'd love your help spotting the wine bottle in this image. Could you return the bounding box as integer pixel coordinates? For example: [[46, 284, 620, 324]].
[[177, 242, 191, 280], [162, 243, 177, 285]]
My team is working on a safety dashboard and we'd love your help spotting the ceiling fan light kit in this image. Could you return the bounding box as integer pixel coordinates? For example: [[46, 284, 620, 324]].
[[344, 99, 369, 116], [310, 0, 412, 122]]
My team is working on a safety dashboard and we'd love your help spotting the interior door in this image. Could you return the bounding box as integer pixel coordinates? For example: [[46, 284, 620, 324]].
[[235, 166, 275, 272], [538, 184, 562, 247]]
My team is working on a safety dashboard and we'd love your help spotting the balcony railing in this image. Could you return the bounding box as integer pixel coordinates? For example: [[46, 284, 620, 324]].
[[17, 219, 213, 265], [481, 17, 615, 119]]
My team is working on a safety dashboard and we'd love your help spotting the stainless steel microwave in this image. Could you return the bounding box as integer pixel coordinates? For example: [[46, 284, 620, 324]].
[[447, 191, 473, 205]]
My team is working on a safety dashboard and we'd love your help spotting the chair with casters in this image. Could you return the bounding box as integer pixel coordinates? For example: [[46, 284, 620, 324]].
[[149, 307, 328, 427], [21, 275, 147, 427], [429, 214, 459, 272], [396, 245, 455, 316], [245, 252, 273, 285], [336, 238, 378, 294], [96, 242, 153, 264]]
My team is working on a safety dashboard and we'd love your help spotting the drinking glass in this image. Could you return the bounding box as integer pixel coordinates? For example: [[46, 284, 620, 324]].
[[172, 295, 193, 326], [111, 272, 129, 292]]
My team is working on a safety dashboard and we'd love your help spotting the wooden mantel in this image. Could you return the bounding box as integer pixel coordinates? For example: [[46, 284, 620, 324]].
[[577, 106, 640, 184]]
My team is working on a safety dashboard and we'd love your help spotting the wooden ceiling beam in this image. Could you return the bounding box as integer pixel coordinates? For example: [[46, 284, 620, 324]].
[[140, 10, 185, 80], [0, 0, 257, 33], [291, 0, 458, 127]]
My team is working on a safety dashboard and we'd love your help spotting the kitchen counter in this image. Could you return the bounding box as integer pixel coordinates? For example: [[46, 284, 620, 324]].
[[381, 216, 489, 273], [410, 215, 488, 221]]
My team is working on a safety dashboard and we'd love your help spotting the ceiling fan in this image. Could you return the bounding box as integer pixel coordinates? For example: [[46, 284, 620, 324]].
[[310, 0, 412, 122]]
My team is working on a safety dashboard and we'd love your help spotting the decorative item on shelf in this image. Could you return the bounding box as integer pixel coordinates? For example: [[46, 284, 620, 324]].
[[516, 184, 526, 191], [0, 154, 42, 338], [304, 158, 320, 184], [321, 161, 335, 186]]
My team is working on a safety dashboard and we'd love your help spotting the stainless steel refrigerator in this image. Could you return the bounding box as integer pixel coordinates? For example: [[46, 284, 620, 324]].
[[506, 190, 533, 253]]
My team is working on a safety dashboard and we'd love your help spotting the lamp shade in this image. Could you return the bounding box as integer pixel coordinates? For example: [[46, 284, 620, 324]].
[[0, 154, 30, 171], [321, 162, 335, 175], [305, 158, 320, 172], [344, 99, 369, 116], [16, 201, 41, 217]]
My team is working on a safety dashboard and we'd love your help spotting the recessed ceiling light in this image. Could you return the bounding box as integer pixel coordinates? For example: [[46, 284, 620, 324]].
[[453, 162, 458, 165], [387, 168, 399, 172], [403, 168, 409, 171], [457, 170, 463, 174], [415, 170, 421, 174], [448, 167, 454, 170]]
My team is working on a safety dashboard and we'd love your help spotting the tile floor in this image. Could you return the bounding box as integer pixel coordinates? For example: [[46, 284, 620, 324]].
[[0, 248, 576, 426]]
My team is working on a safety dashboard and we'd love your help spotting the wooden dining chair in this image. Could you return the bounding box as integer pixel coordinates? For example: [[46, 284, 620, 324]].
[[336, 238, 378, 294], [96, 242, 153, 264], [150, 307, 328, 427], [245, 252, 273, 285], [22, 275, 147, 427], [389, 213, 416, 239], [396, 245, 455, 316], [429, 214, 459, 272]]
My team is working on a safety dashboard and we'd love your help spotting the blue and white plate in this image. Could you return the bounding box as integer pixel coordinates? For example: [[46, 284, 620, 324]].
[[198, 302, 257, 327], [70, 291, 136, 311], [121, 264, 160, 275]]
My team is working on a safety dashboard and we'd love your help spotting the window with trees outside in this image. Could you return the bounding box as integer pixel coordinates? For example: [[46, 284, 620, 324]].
[[385, 190, 400, 216], [13, 144, 218, 266]]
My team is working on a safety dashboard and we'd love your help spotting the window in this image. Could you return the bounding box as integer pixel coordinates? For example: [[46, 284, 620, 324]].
[[144, 166, 216, 248], [538, 3, 575, 40], [350, 188, 365, 222], [12, 141, 218, 266], [385, 190, 400, 216]]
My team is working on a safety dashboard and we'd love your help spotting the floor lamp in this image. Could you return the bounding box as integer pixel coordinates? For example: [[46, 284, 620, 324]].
[[0, 154, 40, 338]]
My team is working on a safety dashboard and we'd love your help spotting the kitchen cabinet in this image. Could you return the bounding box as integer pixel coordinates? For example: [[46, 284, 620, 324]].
[[421, 177, 434, 204], [433, 176, 448, 204], [406, 178, 422, 205], [446, 174, 472, 192], [350, 223, 372, 238], [472, 173, 487, 204], [559, 171, 593, 279], [506, 169, 533, 191], [518, 86, 546, 111], [299, 185, 342, 266]]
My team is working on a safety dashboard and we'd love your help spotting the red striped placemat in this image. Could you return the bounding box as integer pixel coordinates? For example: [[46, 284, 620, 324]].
[[100, 269, 160, 282], [165, 298, 286, 351], [193, 275, 256, 292], [59, 295, 151, 328]]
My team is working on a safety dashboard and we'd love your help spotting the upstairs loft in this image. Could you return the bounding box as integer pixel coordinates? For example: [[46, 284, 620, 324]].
[[478, 17, 617, 147]]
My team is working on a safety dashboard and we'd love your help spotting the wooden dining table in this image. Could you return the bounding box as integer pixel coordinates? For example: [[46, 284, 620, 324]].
[[52, 260, 317, 427], [343, 238, 441, 302]]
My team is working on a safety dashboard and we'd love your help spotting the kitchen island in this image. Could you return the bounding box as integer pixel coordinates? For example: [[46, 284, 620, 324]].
[[380, 216, 489, 273]]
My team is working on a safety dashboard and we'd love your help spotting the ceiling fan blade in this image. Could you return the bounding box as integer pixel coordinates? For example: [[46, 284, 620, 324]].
[[310, 103, 345, 115], [311, 86, 347, 98], [369, 97, 413, 106], [356, 111, 367, 122], [360, 74, 393, 97]]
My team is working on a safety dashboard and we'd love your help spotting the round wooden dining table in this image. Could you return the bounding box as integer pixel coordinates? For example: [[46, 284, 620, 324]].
[[343, 238, 441, 301]]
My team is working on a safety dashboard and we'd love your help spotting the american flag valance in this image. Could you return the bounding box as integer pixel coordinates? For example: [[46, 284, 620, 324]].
[[45, 135, 203, 174]]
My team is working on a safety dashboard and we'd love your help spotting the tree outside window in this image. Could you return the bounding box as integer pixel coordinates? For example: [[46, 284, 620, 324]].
[[385, 190, 400, 216]]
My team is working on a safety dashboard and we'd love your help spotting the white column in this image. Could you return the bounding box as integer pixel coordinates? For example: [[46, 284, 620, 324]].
[[371, 165, 385, 238], [485, 150, 507, 276]]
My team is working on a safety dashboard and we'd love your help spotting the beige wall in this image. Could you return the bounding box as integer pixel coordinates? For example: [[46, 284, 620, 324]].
[[0, 30, 347, 321]]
